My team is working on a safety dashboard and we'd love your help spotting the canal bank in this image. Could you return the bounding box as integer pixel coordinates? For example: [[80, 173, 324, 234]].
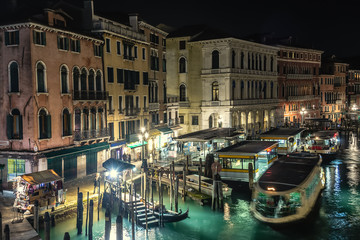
[[38, 137, 360, 240]]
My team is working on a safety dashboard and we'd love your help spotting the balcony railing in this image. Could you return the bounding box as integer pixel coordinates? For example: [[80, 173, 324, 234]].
[[125, 108, 137, 116], [73, 90, 108, 101], [74, 128, 109, 141]]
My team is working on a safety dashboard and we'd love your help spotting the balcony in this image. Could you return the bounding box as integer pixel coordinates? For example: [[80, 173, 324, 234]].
[[73, 90, 108, 101], [125, 108, 137, 116], [92, 20, 146, 42], [74, 128, 109, 142], [149, 102, 160, 111]]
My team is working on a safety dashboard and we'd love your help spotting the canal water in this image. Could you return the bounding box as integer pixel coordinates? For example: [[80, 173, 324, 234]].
[[40, 136, 360, 239]]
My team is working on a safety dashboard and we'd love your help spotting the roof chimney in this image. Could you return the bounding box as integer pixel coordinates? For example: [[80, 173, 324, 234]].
[[129, 13, 139, 32], [83, 0, 94, 31]]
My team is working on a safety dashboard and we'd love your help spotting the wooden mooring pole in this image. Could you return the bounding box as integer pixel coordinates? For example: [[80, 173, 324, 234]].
[[85, 191, 89, 235], [183, 165, 187, 201], [175, 175, 179, 212], [76, 192, 83, 235], [34, 200, 39, 232], [44, 212, 50, 240], [0, 211, 2, 240], [4, 224, 9, 240], [105, 205, 111, 240], [116, 215, 123, 240], [89, 200, 94, 240], [63, 232, 70, 240]]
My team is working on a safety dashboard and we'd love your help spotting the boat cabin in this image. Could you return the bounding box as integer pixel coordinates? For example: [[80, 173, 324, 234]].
[[306, 130, 340, 154], [214, 140, 278, 182], [260, 128, 305, 155]]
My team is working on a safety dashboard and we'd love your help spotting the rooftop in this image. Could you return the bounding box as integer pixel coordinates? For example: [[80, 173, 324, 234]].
[[260, 128, 306, 137], [175, 128, 241, 142], [216, 140, 278, 154], [258, 154, 320, 192]]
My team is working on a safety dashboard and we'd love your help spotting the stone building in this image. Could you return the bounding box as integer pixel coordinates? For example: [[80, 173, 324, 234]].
[[0, 1, 109, 187], [277, 46, 323, 125], [166, 25, 283, 136]]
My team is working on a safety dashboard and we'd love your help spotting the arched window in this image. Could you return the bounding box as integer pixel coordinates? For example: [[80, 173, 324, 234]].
[[7, 109, 22, 139], [271, 81, 274, 99], [96, 70, 102, 91], [179, 57, 186, 73], [62, 108, 71, 136], [73, 68, 80, 91], [61, 66, 69, 93], [9, 62, 19, 92], [83, 108, 89, 131], [270, 56, 274, 72], [179, 84, 186, 101], [264, 56, 267, 71], [81, 68, 87, 91], [88, 69, 95, 91], [39, 109, 51, 139], [212, 81, 219, 101], [90, 108, 96, 130], [241, 81, 244, 100], [37, 62, 46, 93], [209, 115, 213, 128], [212, 50, 219, 69]]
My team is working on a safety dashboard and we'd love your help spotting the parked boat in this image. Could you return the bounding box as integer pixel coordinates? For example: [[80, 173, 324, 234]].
[[185, 174, 232, 198], [305, 130, 340, 155], [153, 205, 189, 223], [250, 153, 325, 225]]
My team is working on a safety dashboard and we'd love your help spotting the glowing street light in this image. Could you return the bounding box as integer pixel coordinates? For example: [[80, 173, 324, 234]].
[[300, 108, 307, 126]]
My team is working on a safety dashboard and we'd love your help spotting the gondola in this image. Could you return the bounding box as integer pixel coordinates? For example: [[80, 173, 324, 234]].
[[153, 205, 189, 223]]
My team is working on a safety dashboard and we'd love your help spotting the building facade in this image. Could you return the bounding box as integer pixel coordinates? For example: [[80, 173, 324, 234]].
[[320, 56, 348, 122], [167, 26, 283, 136], [277, 46, 323, 125], [0, 3, 109, 187]]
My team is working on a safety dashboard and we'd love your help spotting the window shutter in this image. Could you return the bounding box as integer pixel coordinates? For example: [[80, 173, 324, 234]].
[[19, 115, 23, 139], [68, 113, 72, 134], [42, 32, 46, 45], [33, 30, 36, 43], [46, 115, 52, 138], [57, 36, 60, 49], [15, 31, 19, 44], [7, 114, 13, 139], [4, 32, 9, 45]]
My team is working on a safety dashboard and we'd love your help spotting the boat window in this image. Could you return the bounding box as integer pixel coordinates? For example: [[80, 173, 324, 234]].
[[220, 157, 255, 170], [255, 192, 302, 218]]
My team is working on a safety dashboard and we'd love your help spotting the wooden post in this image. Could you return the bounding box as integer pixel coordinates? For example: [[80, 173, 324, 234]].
[[248, 162, 254, 190], [141, 169, 144, 199], [218, 180, 224, 210], [199, 158, 203, 175], [85, 191, 89, 235], [131, 170, 135, 240], [50, 207, 55, 227], [198, 166, 202, 194], [116, 215, 123, 240], [76, 192, 83, 235], [3, 225, 9, 240], [63, 232, 70, 240], [89, 200, 94, 240], [183, 165, 187, 200], [34, 200, 39, 232], [211, 173, 217, 210], [186, 156, 189, 174], [98, 193, 102, 221], [44, 212, 51, 240], [143, 170, 147, 233], [160, 181, 164, 227], [105, 206, 111, 240], [175, 175, 179, 212], [0, 211, 2, 240], [170, 163, 173, 210], [158, 170, 162, 227]]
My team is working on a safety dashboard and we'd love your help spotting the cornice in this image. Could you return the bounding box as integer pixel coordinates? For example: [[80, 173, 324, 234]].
[[0, 22, 103, 43]]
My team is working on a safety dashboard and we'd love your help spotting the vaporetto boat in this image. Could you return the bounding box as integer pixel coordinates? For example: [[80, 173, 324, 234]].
[[250, 152, 325, 225], [305, 130, 340, 155]]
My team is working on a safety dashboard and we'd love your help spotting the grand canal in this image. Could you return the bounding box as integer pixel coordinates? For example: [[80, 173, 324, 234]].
[[40, 135, 360, 239]]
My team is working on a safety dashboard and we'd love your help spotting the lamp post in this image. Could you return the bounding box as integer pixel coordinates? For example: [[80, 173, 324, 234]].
[[138, 127, 149, 199], [300, 108, 307, 127]]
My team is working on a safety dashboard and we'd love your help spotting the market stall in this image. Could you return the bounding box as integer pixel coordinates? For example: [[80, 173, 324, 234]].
[[13, 169, 65, 213]]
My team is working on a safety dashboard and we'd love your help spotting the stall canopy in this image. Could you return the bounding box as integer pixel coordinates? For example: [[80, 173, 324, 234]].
[[21, 169, 62, 185], [103, 158, 135, 172]]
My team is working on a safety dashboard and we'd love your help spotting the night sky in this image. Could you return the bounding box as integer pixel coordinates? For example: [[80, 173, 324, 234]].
[[94, 0, 359, 58]]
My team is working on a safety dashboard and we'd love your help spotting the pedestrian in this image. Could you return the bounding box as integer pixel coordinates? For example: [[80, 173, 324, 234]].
[[93, 173, 99, 194]]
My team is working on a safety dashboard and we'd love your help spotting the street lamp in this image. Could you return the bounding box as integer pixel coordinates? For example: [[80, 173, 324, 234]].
[[138, 127, 149, 164], [351, 104, 357, 111], [300, 108, 307, 126]]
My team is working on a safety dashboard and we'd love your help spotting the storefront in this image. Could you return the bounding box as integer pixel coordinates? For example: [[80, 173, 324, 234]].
[[110, 140, 127, 160], [13, 169, 64, 213]]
